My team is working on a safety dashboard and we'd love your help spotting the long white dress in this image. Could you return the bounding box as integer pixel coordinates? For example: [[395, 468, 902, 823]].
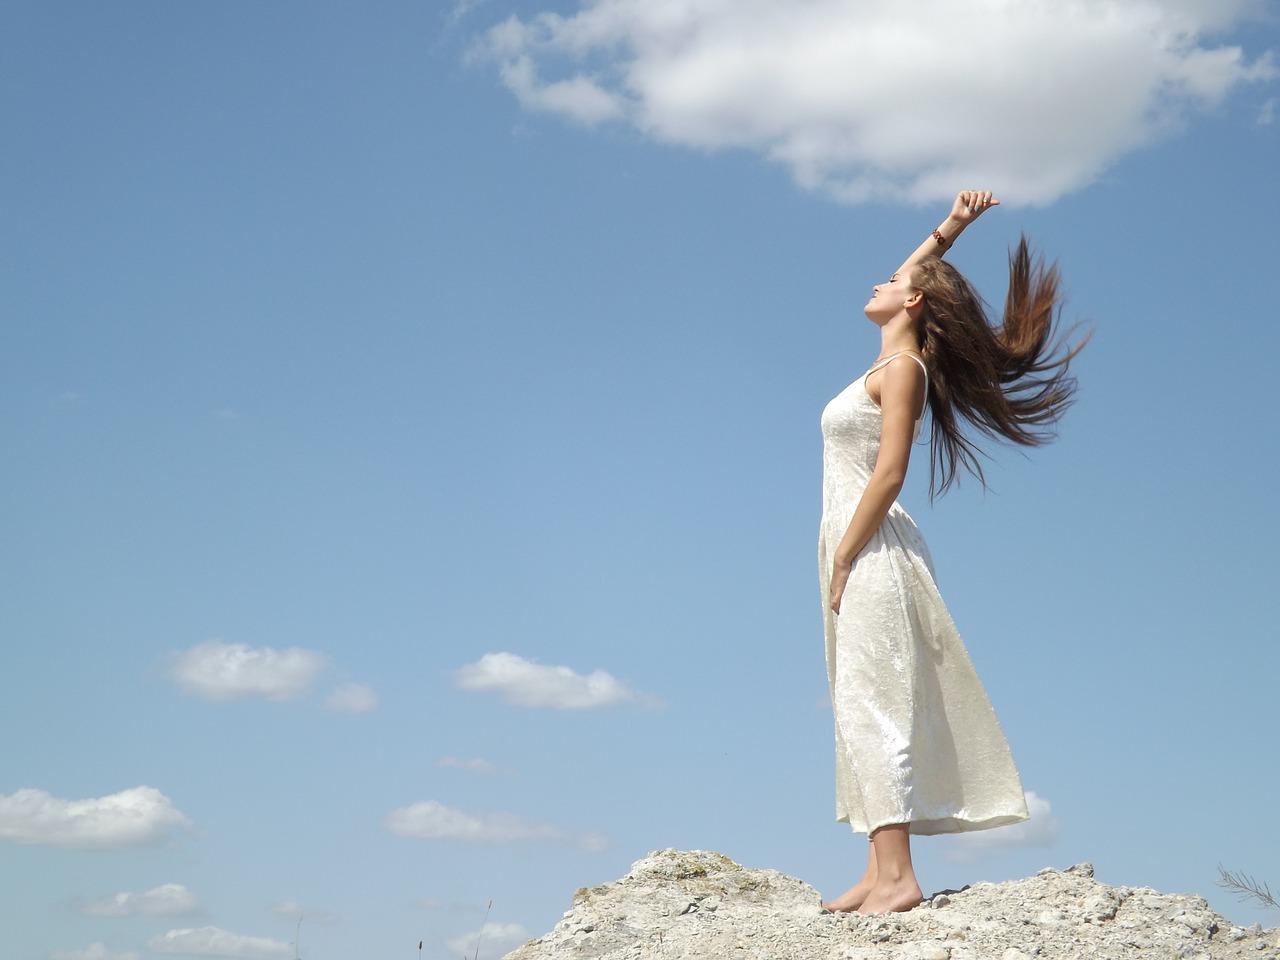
[[819, 354, 1028, 836]]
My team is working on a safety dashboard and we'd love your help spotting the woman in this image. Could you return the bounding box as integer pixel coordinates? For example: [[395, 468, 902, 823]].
[[819, 190, 1084, 914]]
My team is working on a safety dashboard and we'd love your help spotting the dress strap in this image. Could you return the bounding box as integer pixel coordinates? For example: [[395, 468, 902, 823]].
[[867, 351, 928, 383]]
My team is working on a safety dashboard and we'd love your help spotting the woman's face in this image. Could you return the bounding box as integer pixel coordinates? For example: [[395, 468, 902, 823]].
[[864, 268, 919, 324]]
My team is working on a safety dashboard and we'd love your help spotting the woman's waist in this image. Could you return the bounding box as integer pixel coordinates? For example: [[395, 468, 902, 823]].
[[820, 496, 917, 531]]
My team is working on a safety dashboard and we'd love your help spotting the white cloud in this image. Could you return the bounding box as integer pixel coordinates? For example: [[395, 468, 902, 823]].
[[323, 682, 379, 713], [170, 640, 327, 702], [943, 790, 1061, 863], [436, 756, 497, 775], [448, 0, 489, 28], [383, 799, 607, 851], [78, 883, 199, 917], [473, 0, 1276, 205], [0, 786, 189, 849], [445, 923, 531, 960], [148, 927, 290, 959], [453, 651, 653, 709], [50, 945, 141, 960]]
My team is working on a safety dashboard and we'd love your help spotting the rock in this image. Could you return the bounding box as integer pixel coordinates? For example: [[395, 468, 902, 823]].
[[503, 849, 1279, 960]]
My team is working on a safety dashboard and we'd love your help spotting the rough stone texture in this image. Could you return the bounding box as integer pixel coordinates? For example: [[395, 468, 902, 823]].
[[503, 849, 1279, 960]]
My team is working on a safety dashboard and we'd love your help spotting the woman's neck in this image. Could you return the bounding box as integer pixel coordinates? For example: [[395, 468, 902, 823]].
[[878, 331, 922, 359], [877, 312, 921, 358]]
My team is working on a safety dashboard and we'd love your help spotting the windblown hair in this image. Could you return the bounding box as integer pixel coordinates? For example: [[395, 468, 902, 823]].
[[911, 237, 1087, 497]]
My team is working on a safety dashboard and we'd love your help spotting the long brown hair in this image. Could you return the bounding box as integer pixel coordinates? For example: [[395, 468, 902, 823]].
[[910, 237, 1087, 497]]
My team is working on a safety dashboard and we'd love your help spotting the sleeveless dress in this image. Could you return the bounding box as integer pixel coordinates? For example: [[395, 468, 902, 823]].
[[819, 353, 1028, 836]]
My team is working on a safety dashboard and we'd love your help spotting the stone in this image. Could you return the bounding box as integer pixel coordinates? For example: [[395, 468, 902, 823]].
[[502, 849, 1278, 960]]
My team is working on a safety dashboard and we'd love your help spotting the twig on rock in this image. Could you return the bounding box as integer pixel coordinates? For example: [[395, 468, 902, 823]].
[[1217, 866, 1278, 912]]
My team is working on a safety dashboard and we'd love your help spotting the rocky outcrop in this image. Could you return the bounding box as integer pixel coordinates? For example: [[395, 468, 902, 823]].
[[503, 848, 1278, 960]]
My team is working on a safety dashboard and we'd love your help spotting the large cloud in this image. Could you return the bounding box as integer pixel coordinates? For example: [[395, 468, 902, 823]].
[[77, 883, 199, 917], [0, 786, 189, 849], [384, 799, 607, 851], [473, 0, 1275, 204], [453, 651, 654, 709], [148, 927, 290, 959], [170, 640, 327, 701]]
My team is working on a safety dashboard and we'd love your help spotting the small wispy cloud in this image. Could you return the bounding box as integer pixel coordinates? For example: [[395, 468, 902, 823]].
[[149, 927, 290, 959], [383, 799, 606, 852], [170, 640, 327, 702], [445, 922, 530, 960], [943, 790, 1061, 863], [50, 945, 141, 960], [323, 682, 378, 713], [447, 0, 488, 27], [270, 902, 336, 924], [0, 786, 189, 850], [436, 756, 497, 776], [453, 651, 657, 710], [77, 883, 199, 918]]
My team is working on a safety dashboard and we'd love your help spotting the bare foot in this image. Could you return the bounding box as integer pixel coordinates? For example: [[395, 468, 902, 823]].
[[821, 875, 877, 913], [855, 878, 923, 914]]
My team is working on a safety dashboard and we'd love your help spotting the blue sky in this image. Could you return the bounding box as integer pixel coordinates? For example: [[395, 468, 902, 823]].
[[2, 2, 1278, 958]]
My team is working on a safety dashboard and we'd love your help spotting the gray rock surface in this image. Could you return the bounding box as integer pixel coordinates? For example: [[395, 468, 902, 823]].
[[503, 849, 1278, 960]]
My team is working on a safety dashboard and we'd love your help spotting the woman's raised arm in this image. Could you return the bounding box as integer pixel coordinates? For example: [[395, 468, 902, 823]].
[[895, 190, 1000, 276]]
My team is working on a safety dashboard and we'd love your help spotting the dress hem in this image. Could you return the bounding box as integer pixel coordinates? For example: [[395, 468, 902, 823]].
[[836, 809, 1031, 837]]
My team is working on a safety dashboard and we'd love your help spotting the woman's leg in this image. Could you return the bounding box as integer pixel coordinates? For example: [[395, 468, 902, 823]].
[[857, 823, 923, 914], [821, 839, 877, 912]]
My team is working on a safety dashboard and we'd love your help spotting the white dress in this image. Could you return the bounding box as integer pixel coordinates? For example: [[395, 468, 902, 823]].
[[819, 354, 1028, 836]]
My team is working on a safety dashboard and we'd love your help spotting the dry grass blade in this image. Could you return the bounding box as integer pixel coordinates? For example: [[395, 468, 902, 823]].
[[472, 899, 493, 960]]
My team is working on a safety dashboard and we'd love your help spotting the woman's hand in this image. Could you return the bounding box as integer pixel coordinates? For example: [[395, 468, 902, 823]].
[[949, 189, 1000, 225], [829, 556, 854, 614]]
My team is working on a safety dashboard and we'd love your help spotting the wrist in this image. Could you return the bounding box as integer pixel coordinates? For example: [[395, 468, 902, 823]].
[[932, 217, 965, 249]]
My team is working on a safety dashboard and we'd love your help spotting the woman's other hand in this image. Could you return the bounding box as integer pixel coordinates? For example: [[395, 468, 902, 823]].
[[829, 557, 853, 614]]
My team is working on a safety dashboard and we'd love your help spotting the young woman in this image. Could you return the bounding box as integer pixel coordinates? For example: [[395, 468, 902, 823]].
[[818, 190, 1084, 914]]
